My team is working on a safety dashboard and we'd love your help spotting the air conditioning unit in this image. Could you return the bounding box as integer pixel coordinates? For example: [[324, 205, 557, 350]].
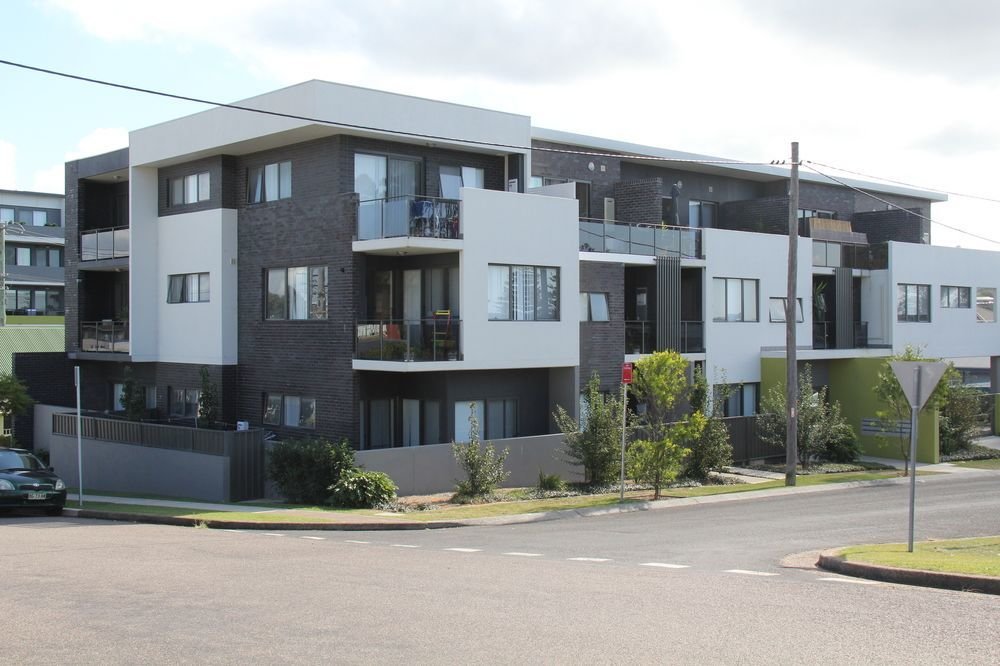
[[603, 197, 615, 221]]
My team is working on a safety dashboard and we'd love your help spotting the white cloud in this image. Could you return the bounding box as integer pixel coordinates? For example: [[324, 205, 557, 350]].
[[0, 140, 16, 190], [29, 128, 129, 195]]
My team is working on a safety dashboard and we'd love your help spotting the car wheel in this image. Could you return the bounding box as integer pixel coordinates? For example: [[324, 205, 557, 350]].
[[45, 506, 63, 517]]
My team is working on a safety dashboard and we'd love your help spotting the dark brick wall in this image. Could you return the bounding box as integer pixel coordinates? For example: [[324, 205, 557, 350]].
[[64, 160, 80, 353], [614, 179, 662, 225], [798, 182, 855, 221], [530, 140, 622, 218], [719, 196, 790, 235], [11, 352, 76, 450], [621, 163, 762, 227], [579, 262, 624, 392], [852, 209, 929, 245], [158, 156, 229, 217]]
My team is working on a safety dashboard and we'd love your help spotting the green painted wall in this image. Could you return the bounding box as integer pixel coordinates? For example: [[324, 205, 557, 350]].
[[760, 355, 939, 464]]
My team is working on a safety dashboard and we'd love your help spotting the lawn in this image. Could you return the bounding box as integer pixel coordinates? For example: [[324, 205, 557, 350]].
[[840, 537, 1000, 577], [952, 458, 1000, 470], [5, 315, 64, 325]]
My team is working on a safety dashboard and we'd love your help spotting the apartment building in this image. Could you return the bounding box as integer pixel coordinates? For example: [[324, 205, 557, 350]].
[[0, 189, 65, 318], [44, 80, 1000, 471]]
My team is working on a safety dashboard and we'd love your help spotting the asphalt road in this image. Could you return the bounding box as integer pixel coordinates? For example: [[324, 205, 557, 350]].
[[5, 472, 999, 664]]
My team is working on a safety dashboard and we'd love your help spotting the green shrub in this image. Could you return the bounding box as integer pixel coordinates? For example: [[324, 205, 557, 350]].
[[452, 405, 509, 499], [684, 415, 733, 480], [821, 428, 862, 463], [268, 437, 355, 504], [328, 469, 397, 508], [939, 384, 982, 455], [537, 471, 566, 492]]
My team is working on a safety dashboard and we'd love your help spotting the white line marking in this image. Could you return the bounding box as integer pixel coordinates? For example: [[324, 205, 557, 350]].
[[221, 529, 244, 533], [345, 540, 370, 544], [392, 544, 420, 548], [263, 533, 285, 537], [301, 536, 325, 541], [504, 552, 543, 557], [640, 562, 690, 569], [818, 577, 881, 585], [568, 557, 610, 562], [445, 548, 482, 553], [725, 569, 779, 577]]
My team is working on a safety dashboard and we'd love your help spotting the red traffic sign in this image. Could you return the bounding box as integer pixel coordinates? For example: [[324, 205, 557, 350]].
[[622, 362, 633, 384]]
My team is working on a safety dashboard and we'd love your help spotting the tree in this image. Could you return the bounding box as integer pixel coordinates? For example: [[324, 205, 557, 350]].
[[0, 372, 33, 434], [628, 413, 700, 499], [554, 373, 622, 486], [452, 404, 509, 499], [939, 383, 982, 455], [872, 346, 955, 474], [119, 366, 147, 422], [683, 366, 733, 481], [198, 366, 220, 425], [757, 364, 856, 468]]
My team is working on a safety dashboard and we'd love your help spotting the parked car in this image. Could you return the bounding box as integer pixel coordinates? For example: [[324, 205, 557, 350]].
[[0, 447, 67, 516]]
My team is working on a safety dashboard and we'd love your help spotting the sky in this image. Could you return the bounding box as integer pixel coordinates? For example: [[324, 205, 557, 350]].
[[1, 0, 999, 249]]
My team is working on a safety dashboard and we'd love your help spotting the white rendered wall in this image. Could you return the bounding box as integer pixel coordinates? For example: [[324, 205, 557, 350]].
[[129, 167, 159, 360], [146, 208, 238, 365], [702, 228, 813, 386], [890, 242, 1000, 358], [460, 188, 579, 369]]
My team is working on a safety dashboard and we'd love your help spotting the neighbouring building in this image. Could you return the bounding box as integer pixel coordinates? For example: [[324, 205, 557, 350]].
[[20, 80, 1000, 495], [0, 189, 66, 319]]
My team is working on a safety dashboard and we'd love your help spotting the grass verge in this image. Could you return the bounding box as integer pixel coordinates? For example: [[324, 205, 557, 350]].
[[840, 537, 1000, 577], [75, 501, 389, 523], [5, 315, 64, 325], [952, 458, 1000, 470]]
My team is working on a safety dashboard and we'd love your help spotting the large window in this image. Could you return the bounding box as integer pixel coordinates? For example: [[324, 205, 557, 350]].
[[897, 283, 930, 322], [713, 277, 758, 322], [719, 383, 758, 417], [355, 153, 419, 200], [488, 264, 560, 321], [454, 399, 517, 442], [812, 241, 842, 268], [768, 297, 804, 323], [941, 286, 971, 309], [580, 292, 610, 321], [263, 394, 316, 429], [688, 200, 717, 229], [976, 287, 996, 323], [167, 273, 210, 303], [440, 165, 485, 199], [248, 161, 292, 203], [170, 172, 210, 206], [5, 287, 63, 315], [169, 388, 200, 418], [266, 266, 328, 320]]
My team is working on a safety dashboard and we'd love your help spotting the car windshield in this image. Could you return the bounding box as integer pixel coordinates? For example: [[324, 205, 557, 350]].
[[0, 450, 44, 471]]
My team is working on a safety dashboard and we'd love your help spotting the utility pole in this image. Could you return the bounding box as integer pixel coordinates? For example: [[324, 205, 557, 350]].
[[785, 142, 799, 486]]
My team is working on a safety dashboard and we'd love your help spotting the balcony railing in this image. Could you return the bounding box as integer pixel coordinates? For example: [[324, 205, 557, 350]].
[[358, 195, 460, 241], [625, 320, 705, 354], [813, 320, 870, 349], [356, 318, 461, 362], [580, 219, 703, 259], [811, 242, 889, 270], [80, 320, 129, 353], [81, 226, 129, 261]]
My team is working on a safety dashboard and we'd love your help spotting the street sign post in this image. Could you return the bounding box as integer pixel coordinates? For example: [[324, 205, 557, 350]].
[[620, 363, 633, 502], [889, 361, 948, 552]]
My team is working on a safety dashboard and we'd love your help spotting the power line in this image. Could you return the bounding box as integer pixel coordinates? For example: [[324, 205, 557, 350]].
[[0, 58, 773, 167], [803, 163, 1000, 246], [806, 160, 1000, 205]]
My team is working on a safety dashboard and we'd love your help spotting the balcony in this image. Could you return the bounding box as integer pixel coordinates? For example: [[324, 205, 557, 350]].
[[356, 318, 461, 362], [580, 219, 702, 259], [625, 320, 705, 354], [80, 320, 129, 353], [358, 195, 460, 241], [81, 226, 129, 261], [813, 321, 870, 350], [811, 241, 888, 270]]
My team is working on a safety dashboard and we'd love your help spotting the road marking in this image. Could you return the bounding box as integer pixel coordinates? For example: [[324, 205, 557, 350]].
[[301, 536, 325, 541], [263, 533, 285, 537], [568, 557, 610, 562], [504, 552, 543, 557], [640, 562, 690, 569], [445, 548, 482, 553], [392, 544, 420, 548], [221, 529, 244, 534], [725, 569, 779, 576], [817, 577, 881, 585], [345, 540, 370, 544]]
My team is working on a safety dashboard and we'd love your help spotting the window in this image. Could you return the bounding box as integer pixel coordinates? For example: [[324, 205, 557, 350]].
[[170, 172, 210, 206], [440, 165, 485, 199], [454, 399, 517, 442], [798, 209, 835, 220], [976, 288, 996, 323], [169, 388, 200, 418], [354, 153, 418, 200], [32, 210, 47, 226], [488, 264, 560, 321], [112, 384, 155, 411], [941, 286, 971, 309], [719, 383, 758, 417], [263, 393, 316, 429], [49, 248, 62, 267], [266, 266, 328, 320], [812, 241, 842, 268], [15, 247, 30, 266], [0, 208, 12, 223], [580, 292, 610, 321], [167, 272, 210, 303], [768, 297, 804, 322], [713, 278, 758, 322], [688, 200, 717, 229], [248, 161, 292, 203], [897, 283, 930, 322]]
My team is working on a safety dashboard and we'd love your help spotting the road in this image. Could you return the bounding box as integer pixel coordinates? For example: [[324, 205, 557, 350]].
[[5, 472, 999, 664]]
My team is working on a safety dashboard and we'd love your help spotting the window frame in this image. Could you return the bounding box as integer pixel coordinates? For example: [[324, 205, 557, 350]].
[[713, 277, 759, 322], [897, 283, 931, 322], [768, 297, 804, 323], [580, 292, 610, 322], [166, 272, 210, 304], [940, 285, 971, 309], [976, 287, 996, 323], [247, 161, 292, 204], [487, 264, 560, 322], [169, 171, 211, 206], [169, 388, 200, 418], [264, 265, 328, 321], [262, 393, 316, 429]]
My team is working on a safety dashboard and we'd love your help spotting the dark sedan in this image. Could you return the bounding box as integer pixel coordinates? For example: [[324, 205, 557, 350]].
[[0, 448, 67, 516]]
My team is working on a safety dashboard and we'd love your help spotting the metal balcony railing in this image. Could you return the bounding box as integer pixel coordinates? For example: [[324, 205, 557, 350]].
[[357, 195, 460, 241], [81, 226, 129, 261], [355, 318, 462, 362], [624, 320, 705, 354], [580, 219, 703, 259], [80, 320, 129, 353]]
